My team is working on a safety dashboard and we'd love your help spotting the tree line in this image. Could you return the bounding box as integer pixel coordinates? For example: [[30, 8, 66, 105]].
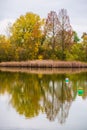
[[0, 9, 87, 62]]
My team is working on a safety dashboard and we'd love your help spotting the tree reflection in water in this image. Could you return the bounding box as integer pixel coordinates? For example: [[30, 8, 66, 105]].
[[57, 80, 73, 124], [43, 78, 74, 124], [0, 71, 87, 124]]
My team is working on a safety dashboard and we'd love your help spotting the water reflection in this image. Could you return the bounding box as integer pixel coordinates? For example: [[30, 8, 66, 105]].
[[0, 71, 87, 124]]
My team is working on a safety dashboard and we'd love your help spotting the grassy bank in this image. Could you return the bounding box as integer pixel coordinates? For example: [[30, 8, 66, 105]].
[[0, 60, 87, 68]]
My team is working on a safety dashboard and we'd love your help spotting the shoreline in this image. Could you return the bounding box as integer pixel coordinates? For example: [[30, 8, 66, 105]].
[[0, 60, 87, 68]]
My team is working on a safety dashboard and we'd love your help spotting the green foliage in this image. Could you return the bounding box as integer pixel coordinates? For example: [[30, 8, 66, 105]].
[[66, 43, 86, 61], [73, 31, 80, 42], [81, 33, 87, 62]]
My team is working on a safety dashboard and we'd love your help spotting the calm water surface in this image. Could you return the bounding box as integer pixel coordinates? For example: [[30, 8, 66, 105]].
[[0, 70, 87, 130]]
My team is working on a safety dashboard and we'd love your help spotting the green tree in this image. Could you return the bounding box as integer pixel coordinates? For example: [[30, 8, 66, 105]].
[[73, 31, 80, 43], [66, 43, 85, 61], [81, 32, 87, 62]]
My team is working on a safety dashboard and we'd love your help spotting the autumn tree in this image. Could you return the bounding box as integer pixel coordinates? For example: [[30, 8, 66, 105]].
[[0, 35, 15, 61], [42, 11, 60, 59], [57, 9, 73, 60], [10, 12, 44, 60], [44, 9, 73, 60], [44, 11, 59, 50]]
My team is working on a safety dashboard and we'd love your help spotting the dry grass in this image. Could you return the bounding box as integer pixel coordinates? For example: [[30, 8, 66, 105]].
[[0, 60, 87, 68]]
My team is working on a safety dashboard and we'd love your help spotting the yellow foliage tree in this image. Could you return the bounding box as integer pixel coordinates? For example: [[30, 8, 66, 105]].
[[10, 12, 44, 59]]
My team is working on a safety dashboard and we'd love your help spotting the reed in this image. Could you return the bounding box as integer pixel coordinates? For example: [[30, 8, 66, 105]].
[[0, 60, 87, 68]]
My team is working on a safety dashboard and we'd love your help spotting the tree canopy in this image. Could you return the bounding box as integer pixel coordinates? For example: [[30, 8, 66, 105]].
[[0, 9, 86, 62]]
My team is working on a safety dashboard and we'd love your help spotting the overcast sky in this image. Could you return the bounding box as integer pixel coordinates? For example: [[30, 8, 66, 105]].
[[0, 0, 87, 38]]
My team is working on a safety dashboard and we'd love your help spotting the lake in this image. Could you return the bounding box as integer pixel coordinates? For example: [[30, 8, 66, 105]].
[[0, 69, 87, 130]]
